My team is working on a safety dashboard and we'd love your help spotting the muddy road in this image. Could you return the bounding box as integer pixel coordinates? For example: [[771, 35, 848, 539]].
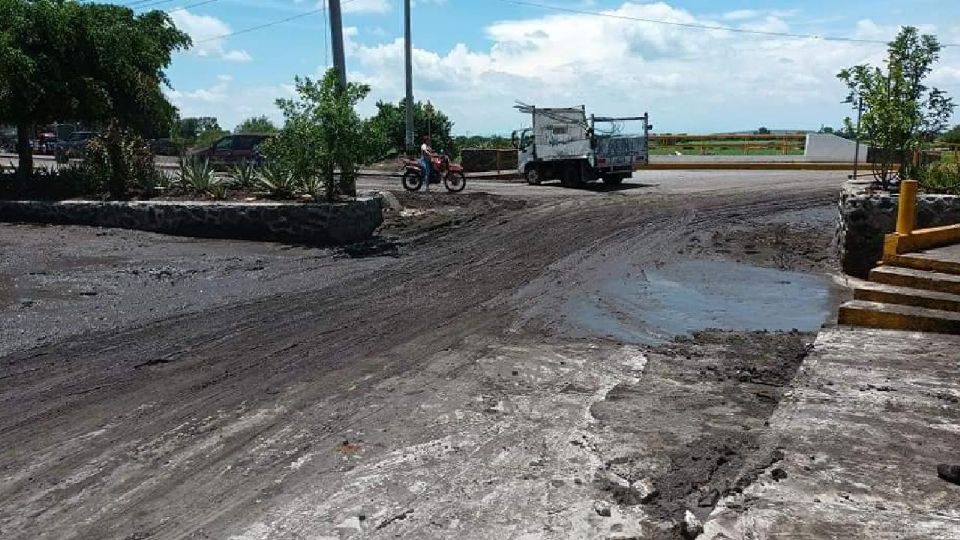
[[1, 173, 848, 539]]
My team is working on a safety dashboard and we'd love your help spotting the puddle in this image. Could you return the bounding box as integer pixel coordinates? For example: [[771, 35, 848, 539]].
[[567, 260, 833, 344]]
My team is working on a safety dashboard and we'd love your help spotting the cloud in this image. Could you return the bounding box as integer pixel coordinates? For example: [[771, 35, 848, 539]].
[[341, 0, 390, 14], [170, 10, 254, 62], [339, 2, 960, 134], [167, 76, 296, 129]]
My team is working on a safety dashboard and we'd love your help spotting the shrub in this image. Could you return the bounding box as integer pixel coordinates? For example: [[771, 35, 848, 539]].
[[178, 157, 226, 199], [85, 124, 164, 199], [256, 161, 299, 199], [230, 163, 258, 190], [0, 162, 104, 200], [919, 161, 960, 194]]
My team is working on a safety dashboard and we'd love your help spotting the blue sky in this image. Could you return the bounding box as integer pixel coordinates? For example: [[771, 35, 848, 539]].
[[136, 0, 960, 134]]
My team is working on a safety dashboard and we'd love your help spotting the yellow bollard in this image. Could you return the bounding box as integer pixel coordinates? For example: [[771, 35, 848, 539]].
[[896, 179, 918, 236]]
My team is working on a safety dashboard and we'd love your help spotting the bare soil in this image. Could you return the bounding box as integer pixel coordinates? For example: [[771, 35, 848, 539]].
[[0, 176, 848, 539]]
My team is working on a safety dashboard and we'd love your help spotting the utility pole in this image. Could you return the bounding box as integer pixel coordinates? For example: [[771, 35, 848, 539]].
[[329, 0, 347, 90], [404, 0, 414, 152], [852, 96, 863, 180]]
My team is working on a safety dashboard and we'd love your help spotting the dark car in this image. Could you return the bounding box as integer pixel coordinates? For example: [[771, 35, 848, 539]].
[[149, 138, 183, 157], [54, 131, 98, 163], [189, 134, 272, 168]]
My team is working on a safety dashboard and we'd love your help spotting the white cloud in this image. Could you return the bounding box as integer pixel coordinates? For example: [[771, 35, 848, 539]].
[[170, 10, 254, 62], [166, 76, 295, 130], [339, 2, 960, 134], [341, 0, 390, 14]]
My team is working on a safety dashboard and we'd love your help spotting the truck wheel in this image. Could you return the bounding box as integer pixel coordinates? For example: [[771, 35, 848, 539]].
[[525, 168, 541, 186], [602, 175, 624, 186]]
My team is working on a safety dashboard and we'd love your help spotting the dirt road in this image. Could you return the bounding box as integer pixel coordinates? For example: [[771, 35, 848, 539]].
[[1, 173, 848, 539]]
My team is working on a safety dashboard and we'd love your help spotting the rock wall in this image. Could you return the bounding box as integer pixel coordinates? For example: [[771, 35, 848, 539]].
[[0, 198, 383, 246], [837, 181, 960, 277]]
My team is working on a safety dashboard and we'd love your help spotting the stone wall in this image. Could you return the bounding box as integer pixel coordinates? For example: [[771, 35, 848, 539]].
[[0, 198, 383, 246], [837, 181, 960, 277]]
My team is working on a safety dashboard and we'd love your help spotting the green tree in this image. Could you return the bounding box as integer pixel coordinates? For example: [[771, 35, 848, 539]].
[[235, 115, 278, 134], [194, 126, 229, 149], [176, 117, 221, 140], [264, 69, 371, 201], [365, 99, 456, 161], [838, 26, 955, 188], [756, 126, 771, 135], [0, 0, 190, 191], [941, 125, 960, 145]]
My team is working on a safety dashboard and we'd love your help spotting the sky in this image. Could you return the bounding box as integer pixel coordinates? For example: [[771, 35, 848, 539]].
[[138, 0, 960, 135]]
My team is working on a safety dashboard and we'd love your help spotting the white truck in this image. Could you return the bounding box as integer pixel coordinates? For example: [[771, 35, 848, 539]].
[[511, 104, 652, 187]]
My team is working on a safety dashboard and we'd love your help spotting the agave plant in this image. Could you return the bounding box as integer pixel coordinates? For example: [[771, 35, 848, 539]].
[[231, 162, 258, 190], [297, 174, 325, 201], [178, 156, 227, 199], [257, 162, 299, 199]]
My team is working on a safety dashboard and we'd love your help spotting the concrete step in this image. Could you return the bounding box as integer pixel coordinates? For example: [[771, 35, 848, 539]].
[[854, 282, 960, 313], [887, 252, 960, 276], [869, 266, 960, 296], [839, 300, 960, 334]]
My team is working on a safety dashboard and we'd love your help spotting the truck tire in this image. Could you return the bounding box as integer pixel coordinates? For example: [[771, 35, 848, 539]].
[[525, 167, 542, 186]]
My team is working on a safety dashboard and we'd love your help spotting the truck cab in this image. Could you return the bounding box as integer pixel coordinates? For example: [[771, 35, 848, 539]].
[[512, 105, 652, 187]]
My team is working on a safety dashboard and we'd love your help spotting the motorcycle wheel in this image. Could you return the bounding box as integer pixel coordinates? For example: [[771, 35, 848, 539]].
[[444, 172, 466, 193], [402, 171, 423, 192]]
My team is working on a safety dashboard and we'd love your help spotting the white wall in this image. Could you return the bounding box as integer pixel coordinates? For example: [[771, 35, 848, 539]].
[[805, 133, 865, 163]]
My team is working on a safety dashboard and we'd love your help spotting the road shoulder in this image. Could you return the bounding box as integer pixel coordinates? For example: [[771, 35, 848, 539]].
[[702, 328, 960, 539]]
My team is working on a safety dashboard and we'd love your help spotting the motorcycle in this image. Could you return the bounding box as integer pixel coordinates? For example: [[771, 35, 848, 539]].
[[401, 152, 466, 193]]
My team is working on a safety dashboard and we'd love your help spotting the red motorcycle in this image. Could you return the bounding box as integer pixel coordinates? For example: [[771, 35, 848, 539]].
[[402, 152, 466, 193]]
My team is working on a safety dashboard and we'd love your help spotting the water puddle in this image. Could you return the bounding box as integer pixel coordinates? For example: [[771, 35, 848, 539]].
[[568, 260, 833, 344]]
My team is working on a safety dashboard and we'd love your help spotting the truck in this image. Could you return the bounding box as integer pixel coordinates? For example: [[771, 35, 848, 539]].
[[511, 104, 652, 187]]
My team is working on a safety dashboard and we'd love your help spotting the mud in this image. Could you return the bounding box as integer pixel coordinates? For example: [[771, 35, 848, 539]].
[[0, 176, 848, 539]]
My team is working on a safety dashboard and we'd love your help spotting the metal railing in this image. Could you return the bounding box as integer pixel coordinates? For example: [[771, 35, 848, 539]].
[[649, 134, 807, 156]]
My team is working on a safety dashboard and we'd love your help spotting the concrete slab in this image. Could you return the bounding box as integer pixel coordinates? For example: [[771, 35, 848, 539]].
[[702, 328, 960, 539]]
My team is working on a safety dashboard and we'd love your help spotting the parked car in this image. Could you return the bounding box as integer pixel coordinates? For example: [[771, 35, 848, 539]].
[[188, 134, 272, 168], [32, 133, 59, 155], [149, 138, 183, 157], [54, 131, 98, 163]]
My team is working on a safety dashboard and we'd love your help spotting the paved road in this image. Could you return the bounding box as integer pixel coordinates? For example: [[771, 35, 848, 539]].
[[359, 169, 850, 198], [0, 171, 848, 539]]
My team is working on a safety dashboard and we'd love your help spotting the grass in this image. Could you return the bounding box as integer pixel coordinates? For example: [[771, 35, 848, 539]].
[[649, 138, 805, 156]]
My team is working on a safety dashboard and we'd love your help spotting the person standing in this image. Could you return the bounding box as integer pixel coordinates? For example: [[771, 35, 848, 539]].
[[420, 135, 435, 192]]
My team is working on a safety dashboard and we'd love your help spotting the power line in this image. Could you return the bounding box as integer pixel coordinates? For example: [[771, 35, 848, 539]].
[[195, 0, 355, 44], [495, 0, 960, 48], [166, 0, 219, 15]]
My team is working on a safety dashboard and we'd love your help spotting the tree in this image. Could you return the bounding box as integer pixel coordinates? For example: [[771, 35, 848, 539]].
[[364, 99, 456, 161], [264, 69, 371, 201], [235, 115, 278, 134], [838, 26, 955, 188], [195, 126, 228, 149], [176, 117, 221, 140], [0, 0, 190, 186], [756, 127, 771, 135], [941, 125, 960, 145]]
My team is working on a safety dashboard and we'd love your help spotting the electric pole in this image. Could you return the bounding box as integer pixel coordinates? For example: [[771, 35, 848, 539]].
[[404, 0, 414, 152], [329, 0, 347, 90]]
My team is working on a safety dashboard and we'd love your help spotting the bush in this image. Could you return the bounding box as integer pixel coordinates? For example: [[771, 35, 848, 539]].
[[86, 124, 165, 199], [264, 69, 371, 201], [178, 157, 226, 199], [0, 162, 103, 200], [919, 161, 960, 194], [256, 161, 299, 199]]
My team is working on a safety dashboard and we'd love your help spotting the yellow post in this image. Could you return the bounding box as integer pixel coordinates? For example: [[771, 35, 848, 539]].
[[896, 179, 918, 236]]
